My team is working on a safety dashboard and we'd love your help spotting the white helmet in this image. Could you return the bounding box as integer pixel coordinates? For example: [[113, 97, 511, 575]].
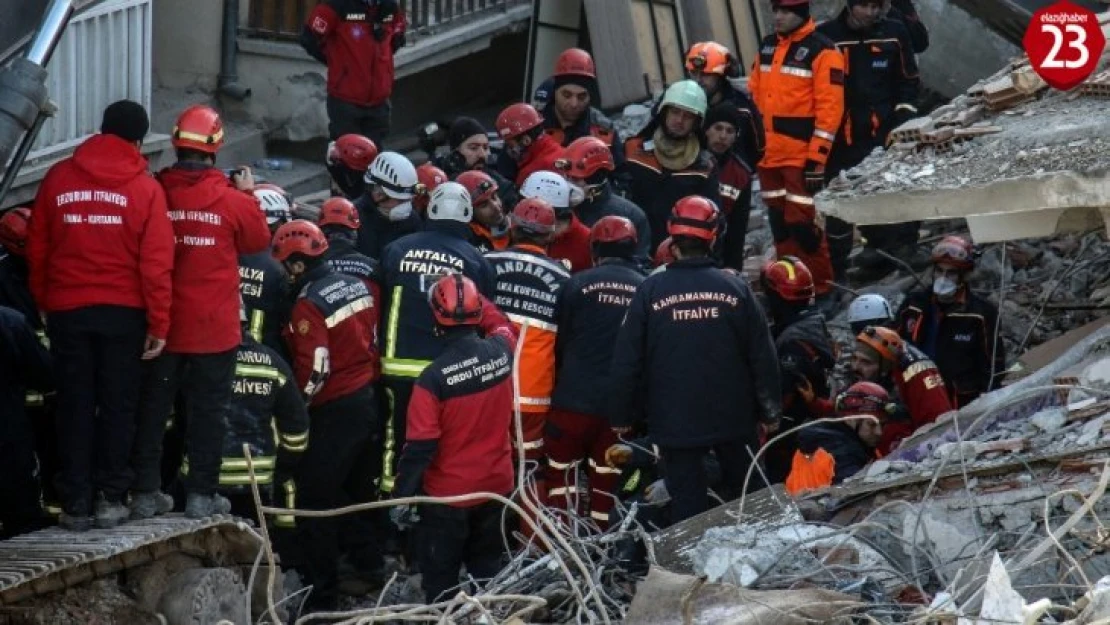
[[253, 187, 292, 226], [365, 151, 418, 200], [847, 293, 894, 329], [427, 181, 473, 223], [519, 170, 585, 211]]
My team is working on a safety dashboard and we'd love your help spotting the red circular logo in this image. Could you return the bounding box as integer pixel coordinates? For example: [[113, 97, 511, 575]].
[[1023, 0, 1106, 91]]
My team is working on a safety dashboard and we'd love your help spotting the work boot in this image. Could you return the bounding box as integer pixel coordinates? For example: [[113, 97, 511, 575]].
[[130, 490, 175, 520], [94, 496, 130, 529], [58, 512, 92, 532], [184, 492, 232, 519]]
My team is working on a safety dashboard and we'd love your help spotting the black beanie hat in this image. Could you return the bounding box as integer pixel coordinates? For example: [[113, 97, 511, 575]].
[[703, 102, 744, 131], [448, 117, 488, 150], [100, 100, 149, 142], [772, 1, 810, 19]]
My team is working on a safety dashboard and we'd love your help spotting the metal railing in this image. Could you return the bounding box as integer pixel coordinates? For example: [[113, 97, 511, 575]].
[[244, 0, 528, 40], [30, 0, 152, 161]]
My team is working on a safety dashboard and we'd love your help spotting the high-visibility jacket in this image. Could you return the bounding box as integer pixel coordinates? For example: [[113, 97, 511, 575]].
[[748, 19, 846, 169]]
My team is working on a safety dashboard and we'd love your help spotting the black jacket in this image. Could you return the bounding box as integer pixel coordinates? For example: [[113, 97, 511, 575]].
[[774, 308, 837, 422], [0, 253, 40, 331], [552, 258, 646, 417], [239, 251, 292, 358], [621, 136, 719, 251], [897, 288, 1005, 408], [572, 185, 653, 265], [888, 0, 929, 53], [0, 306, 51, 436], [325, 237, 382, 287], [541, 104, 626, 171], [354, 193, 424, 261], [609, 257, 781, 447], [716, 85, 766, 172], [797, 422, 874, 484]]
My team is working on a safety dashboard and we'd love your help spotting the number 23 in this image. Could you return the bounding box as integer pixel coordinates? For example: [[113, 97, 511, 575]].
[[1041, 23, 1089, 69]]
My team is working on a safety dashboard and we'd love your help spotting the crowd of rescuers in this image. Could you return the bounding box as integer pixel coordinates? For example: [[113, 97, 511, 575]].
[[0, 0, 1012, 609]]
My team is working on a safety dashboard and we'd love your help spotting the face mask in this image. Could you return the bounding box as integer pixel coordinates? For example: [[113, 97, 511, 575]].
[[386, 202, 413, 222], [933, 276, 958, 298]]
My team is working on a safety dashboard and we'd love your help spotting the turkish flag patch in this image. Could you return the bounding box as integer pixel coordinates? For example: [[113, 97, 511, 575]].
[[311, 16, 329, 34]]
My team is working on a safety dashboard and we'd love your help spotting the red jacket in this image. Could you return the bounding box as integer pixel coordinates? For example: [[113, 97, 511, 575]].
[[881, 345, 954, 453], [27, 134, 175, 338], [549, 213, 592, 274], [157, 166, 271, 353], [304, 1, 406, 107], [514, 134, 565, 188]]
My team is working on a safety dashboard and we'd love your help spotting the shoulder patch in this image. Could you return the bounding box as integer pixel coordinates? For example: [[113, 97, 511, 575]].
[[297, 319, 311, 335], [311, 15, 329, 34], [794, 46, 809, 62], [830, 67, 845, 85]]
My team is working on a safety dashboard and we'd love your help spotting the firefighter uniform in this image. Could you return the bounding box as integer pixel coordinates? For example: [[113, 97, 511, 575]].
[[470, 222, 511, 255], [325, 236, 383, 304], [609, 258, 782, 522], [354, 193, 423, 261], [378, 224, 497, 493], [786, 421, 878, 492], [880, 343, 952, 453], [547, 257, 645, 528], [749, 19, 845, 297], [239, 251, 292, 358], [485, 244, 570, 460], [542, 107, 626, 171], [571, 187, 653, 266], [622, 138, 718, 251]]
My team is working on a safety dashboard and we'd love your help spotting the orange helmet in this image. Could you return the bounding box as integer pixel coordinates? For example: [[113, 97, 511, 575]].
[[856, 326, 903, 364], [685, 41, 733, 75], [511, 198, 556, 236], [835, 382, 893, 418], [328, 134, 379, 172], [667, 196, 720, 242], [456, 170, 499, 206], [590, 215, 637, 245], [171, 105, 224, 154], [429, 273, 483, 327], [0, 207, 32, 256], [271, 219, 329, 261], [554, 48, 596, 79], [761, 256, 815, 302], [318, 197, 361, 230], [654, 237, 676, 267], [495, 103, 544, 140], [557, 136, 615, 179], [931, 235, 974, 271]]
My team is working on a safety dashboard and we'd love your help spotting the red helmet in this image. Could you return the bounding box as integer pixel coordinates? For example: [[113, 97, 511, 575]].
[[685, 41, 733, 75], [557, 136, 615, 179], [856, 326, 903, 364], [667, 196, 720, 242], [171, 105, 224, 154], [329, 134, 379, 172], [654, 237, 676, 267], [590, 215, 637, 245], [496, 103, 544, 140], [318, 197, 361, 230], [761, 256, 815, 302], [429, 273, 483, 327], [413, 163, 448, 213], [0, 207, 32, 256], [511, 198, 556, 235], [835, 382, 893, 418], [456, 170, 499, 206], [931, 235, 974, 271], [271, 219, 329, 261], [554, 48, 596, 79]]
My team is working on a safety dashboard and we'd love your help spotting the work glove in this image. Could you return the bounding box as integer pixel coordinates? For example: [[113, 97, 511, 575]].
[[389, 504, 420, 531], [605, 444, 632, 468], [803, 160, 826, 193], [644, 479, 671, 506]]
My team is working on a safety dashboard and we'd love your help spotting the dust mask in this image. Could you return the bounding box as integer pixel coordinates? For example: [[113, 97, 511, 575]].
[[933, 276, 958, 298], [381, 202, 413, 222]]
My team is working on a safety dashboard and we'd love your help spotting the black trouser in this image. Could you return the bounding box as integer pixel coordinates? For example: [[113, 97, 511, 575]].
[[28, 397, 60, 509], [296, 384, 382, 606], [825, 216, 854, 284], [48, 306, 146, 515], [416, 500, 509, 604], [0, 407, 47, 537], [721, 188, 753, 272], [132, 349, 237, 496], [660, 437, 764, 524], [327, 95, 391, 145]]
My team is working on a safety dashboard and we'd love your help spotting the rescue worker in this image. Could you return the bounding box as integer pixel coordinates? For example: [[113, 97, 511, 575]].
[[784, 382, 888, 495], [326, 133, 379, 199], [0, 208, 38, 326], [319, 197, 382, 303], [273, 219, 383, 612], [457, 170, 510, 254], [355, 151, 423, 260], [391, 274, 518, 604], [494, 102, 565, 188], [703, 103, 755, 270], [886, 0, 929, 53], [485, 198, 571, 466], [748, 0, 845, 308], [218, 310, 308, 525], [897, 236, 1005, 408], [0, 306, 52, 538], [760, 256, 837, 483], [379, 182, 497, 496], [557, 136, 652, 264], [609, 196, 782, 523], [819, 0, 921, 281], [240, 186, 294, 356], [132, 104, 273, 521], [684, 41, 765, 171], [622, 80, 718, 251], [28, 100, 174, 531], [852, 326, 953, 453], [519, 171, 592, 274], [540, 48, 625, 171], [434, 116, 519, 210], [300, 0, 406, 143], [547, 216, 645, 529], [413, 162, 448, 216], [847, 292, 895, 334]]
